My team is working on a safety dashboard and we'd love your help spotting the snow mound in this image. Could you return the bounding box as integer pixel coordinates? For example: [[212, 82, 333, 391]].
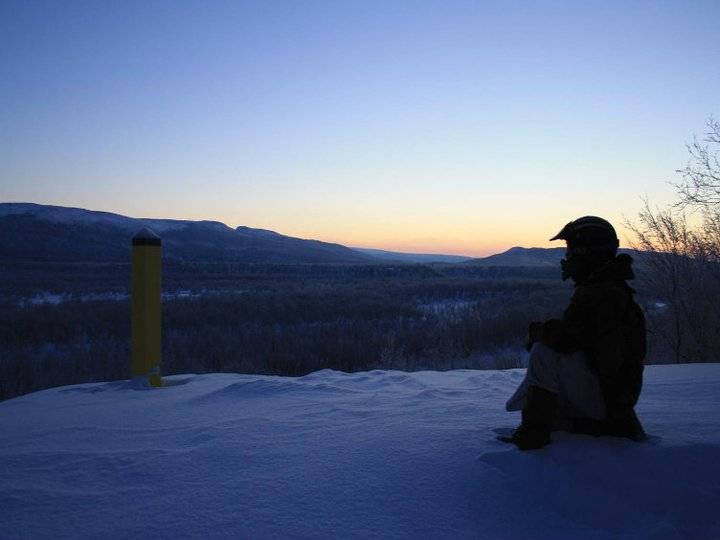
[[1, 365, 719, 539]]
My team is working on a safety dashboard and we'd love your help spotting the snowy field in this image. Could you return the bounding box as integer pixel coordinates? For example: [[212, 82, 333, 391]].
[[1, 364, 719, 539]]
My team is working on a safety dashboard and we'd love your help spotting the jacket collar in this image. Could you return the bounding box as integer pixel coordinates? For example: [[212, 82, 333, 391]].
[[578, 253, 635, 286]]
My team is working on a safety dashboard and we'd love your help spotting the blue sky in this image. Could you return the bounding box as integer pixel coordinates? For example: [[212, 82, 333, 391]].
[[2, 0, 719, 255]]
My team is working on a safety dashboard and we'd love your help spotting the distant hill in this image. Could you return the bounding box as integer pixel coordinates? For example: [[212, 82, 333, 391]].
[[466, 246, 565, 267], [466, 246, 649, 268], [0, 203, 373, 264], [353, 247, 473, 264]]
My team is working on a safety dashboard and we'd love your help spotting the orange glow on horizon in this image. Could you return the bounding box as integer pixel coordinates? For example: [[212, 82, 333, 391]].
[[237, 224, 635, 258], [69, 203, 636, 259], [237, 225, 570, 258]]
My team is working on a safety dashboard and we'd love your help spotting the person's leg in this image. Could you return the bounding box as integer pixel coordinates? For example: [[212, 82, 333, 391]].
[[506, 342, 561, 412], [503, 343, 561, 450], [507, 343, 606, 417], [503, 343, 612, 449], [557, 350, 605, 420]]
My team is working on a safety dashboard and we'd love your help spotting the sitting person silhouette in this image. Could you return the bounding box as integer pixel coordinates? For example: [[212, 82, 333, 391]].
[[502, 216, 647, 450]]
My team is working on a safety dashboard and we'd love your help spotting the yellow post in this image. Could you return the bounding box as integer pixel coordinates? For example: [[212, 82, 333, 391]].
[[132, 227, 162, 387]]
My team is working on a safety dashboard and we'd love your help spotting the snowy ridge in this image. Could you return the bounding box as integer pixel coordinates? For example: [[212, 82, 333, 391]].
[[0, 202, 207, 232], [0, 202, 138, 228], [2, 365, 719, 539], [0, 203, 372, 263]]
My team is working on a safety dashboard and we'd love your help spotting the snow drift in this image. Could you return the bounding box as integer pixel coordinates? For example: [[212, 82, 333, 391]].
[[1, 365, 719, 539]]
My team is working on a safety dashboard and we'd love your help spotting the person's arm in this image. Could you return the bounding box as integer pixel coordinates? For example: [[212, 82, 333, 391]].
[[541, 283, 631, 375], [587, 285, 631, 375], [537, 287, 595, 353]]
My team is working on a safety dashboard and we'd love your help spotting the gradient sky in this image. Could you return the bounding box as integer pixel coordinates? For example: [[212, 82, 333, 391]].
[[2, 1, 719, 256]]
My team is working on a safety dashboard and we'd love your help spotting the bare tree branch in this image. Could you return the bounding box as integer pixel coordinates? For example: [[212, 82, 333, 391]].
[[674, 117, 720, 209], [627, 117, 720, 363]]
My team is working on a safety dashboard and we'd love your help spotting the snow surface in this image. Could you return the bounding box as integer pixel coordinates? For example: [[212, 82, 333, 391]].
[[2, 364, 719, 539]]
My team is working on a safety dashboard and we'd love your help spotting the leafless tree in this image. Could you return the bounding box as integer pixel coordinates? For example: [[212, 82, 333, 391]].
[[628, 117, 720, 363], [675, 117, 720, 208]]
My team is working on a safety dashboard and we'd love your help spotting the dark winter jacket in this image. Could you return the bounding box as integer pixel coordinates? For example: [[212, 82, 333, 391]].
[[537, 254, 646, 419]]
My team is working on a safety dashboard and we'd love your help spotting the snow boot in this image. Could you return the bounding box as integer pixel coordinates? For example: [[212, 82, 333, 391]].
[[607, 409, 647, 442], [569, 417, 610, 437], [502, 385, 558, 450], [570, 409, 646, 442]]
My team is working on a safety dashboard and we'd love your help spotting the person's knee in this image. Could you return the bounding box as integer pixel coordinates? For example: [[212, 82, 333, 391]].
[[526, 342, 561, 391]]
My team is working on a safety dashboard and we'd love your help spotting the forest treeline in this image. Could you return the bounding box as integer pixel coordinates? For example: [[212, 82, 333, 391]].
[[0, 261, 681, 401]]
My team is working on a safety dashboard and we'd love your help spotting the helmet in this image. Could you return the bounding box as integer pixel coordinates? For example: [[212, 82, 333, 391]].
[[550, 215, 619, 253], [550, 216, 619, 281]]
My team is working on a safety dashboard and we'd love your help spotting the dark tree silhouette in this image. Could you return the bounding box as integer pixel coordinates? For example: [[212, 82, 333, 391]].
[[628, 117, 720, 363]]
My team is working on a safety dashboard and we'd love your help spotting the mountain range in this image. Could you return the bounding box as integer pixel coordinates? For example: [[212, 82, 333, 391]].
[[0, 203, 371, 264], [0, 203, 641, 266]]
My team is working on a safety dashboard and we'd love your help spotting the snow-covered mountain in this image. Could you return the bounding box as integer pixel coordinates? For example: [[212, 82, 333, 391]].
[[2, 364, 718, 539], [0, 203, 372, 264]]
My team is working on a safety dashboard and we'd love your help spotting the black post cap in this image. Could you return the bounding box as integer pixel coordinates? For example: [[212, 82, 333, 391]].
[[132, 227, 161, 246]]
